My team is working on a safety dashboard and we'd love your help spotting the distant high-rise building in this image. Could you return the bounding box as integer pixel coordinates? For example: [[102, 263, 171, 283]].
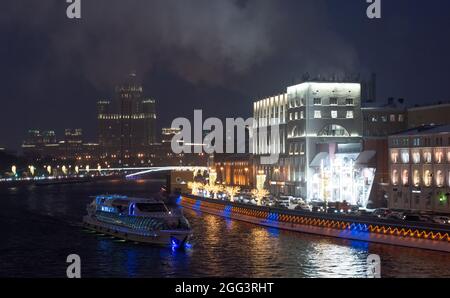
[[22, 129, 58, 159], [97, 73, 157, 164]]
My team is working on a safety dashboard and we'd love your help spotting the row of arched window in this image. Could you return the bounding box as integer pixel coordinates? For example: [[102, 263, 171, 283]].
[[392, 169, 449, 188]]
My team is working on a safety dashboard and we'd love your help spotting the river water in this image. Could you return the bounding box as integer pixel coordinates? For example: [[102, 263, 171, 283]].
[[0, 179, 449, 278]]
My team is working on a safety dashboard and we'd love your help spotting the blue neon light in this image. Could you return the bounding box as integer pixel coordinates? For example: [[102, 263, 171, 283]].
[[267, 212, 279, 222], [222, 205, 232, 218], [176, 196, 182, 205], [129, 202, 135, 216], [193, 200, 202, 211], [100, 206, 115, 213]]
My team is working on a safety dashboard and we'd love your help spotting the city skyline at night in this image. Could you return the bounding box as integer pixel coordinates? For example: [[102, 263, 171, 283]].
[[2, 0, 450, 150], [1, 0, 450, 285]]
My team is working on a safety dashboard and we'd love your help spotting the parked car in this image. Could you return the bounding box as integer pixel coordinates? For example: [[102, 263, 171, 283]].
[[277, 196, 292, 208], [402, 214, 427, 222], [385, 212, 404, 220], [372, 208, 391, 218], [295, 202, 312, 212], [432, 216, 450, 225]]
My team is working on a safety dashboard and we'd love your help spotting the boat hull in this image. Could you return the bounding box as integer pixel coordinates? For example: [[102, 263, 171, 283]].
[[83, 216, 191, 247]]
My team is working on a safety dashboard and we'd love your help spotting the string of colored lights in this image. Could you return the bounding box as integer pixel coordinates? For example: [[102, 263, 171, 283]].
[[179, 196, 450, 242]]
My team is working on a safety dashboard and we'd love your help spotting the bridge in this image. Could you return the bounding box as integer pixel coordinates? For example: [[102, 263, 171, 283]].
[[79, 166, 208, 179]]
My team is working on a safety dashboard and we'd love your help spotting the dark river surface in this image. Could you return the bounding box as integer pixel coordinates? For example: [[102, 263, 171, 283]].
[[0, 179, 449, 278]]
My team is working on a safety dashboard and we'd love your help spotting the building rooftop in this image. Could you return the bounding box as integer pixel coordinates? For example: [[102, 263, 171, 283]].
[[390, 124, 450, 137]]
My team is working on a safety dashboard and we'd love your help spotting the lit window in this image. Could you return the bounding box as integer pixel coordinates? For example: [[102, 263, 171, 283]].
[[402, 170, 409, 186], [392, 169, 399, 186], [371, 116, 378, 122], [331, 111, 338, 119], [424, 170, 432, 187], [300, 111, 304, 119], [313, 98, 322, 105], [423, 151, 432, 163], [413, 170, 420, 187], [381, 116, 387, 122], [330, 98, 338, 105], [346, 111, 354, 119], [436, 170, 444, 187], [390, 114, 396, 122], [391, 152, 399, 163], [412, 152, 420, 164], [401, 150, 409, 163], [435, 151, 444, 163], [398, 114, 405, 122], [295, 112, 298, 120], [447, 151, 450, 163], [314, 111, 322, 119]]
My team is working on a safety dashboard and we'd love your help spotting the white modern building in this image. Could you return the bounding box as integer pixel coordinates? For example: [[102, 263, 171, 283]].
[[254, 81, 375, 207]]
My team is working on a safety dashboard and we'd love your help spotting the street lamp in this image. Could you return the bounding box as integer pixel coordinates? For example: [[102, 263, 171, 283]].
[[29, 165, 35, 176]]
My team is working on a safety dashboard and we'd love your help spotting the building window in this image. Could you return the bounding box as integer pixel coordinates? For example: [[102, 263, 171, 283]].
[[423, 151, 432, 163], [295, 112, 298, 120], [398, 114, 405, 122], [390, 114, 396, 122], [381, 115, 388, 122], [331, 110, 338, 119], [330, 98, 338, 105], [318, 124, 350, 137], [314, 111, 322, 119], [424, 170, 432, 187], [401, 150, 409, 164], [435, 151, 444, 163], [290, 99, 295, 109], [447, 151, 450, 163], [391, 151, 399, 163], [346, 111, 354, 119], [346, 98, 354, 106], [313, 98, 322, 105], [402, 170, 409, 186], [413, 170, 420, 187], [436, 170, 444, 188], [392, 169, 399, 186], [412, 151, 421, 164], [289, 113, 293, 121], [300, 111, 304, 119], [371, 116, 378, 122]]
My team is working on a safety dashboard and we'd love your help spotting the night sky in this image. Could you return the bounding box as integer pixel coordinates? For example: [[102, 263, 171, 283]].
[[1, 0, 450, 150]]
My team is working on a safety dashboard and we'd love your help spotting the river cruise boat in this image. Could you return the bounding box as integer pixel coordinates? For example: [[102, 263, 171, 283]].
[[83, 195, 192, 249]]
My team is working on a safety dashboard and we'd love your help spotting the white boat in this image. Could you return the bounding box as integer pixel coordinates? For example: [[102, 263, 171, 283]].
[[83, 195, 192, 249]]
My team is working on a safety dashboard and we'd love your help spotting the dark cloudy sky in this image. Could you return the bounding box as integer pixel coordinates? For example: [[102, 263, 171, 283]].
[[1, 0, 450, 149]]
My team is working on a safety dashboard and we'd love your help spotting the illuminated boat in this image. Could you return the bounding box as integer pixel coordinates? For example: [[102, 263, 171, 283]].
[[83, 195, 192, 249]]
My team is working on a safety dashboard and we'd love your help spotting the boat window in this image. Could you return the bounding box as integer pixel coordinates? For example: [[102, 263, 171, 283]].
[[136, 203, 168, 213]]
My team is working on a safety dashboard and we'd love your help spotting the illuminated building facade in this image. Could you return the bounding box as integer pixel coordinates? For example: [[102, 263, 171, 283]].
[[254, 82, 372, 206], [97, 73, 157, 166], [22, 129, 58, 159], [388, 125, 450, 214]]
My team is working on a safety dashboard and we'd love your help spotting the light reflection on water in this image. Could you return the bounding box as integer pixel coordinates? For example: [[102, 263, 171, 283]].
[[0, 179, 449, 278]]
